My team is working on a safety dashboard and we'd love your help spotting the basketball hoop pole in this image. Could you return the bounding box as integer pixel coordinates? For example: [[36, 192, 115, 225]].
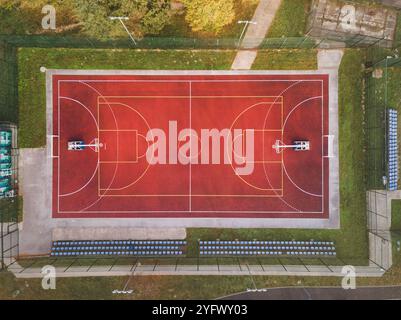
[[109, 16, 137, 45], [79, 143, 103, 149], [68, 139, 103, 152], [272, 140, 310, 153]]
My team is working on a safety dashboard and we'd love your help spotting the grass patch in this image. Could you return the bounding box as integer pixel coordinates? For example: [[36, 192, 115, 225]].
[[267, 0, 310, 37], [17, 48, 236, 148], [392, 200, 401, 230], [0, 196, 23, 223], [0, 44, 18, 124], [252, 49, 317, 70]]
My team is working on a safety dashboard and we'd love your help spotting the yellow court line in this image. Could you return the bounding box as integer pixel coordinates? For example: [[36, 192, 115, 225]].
[[251, 160, 283, 164], [97, 98, 100, 197], [136, 130, 138, 163], [96, 193, 284, 197], [99, 129, 139, 132], [94, 94, 287, 197], [100, 161, 140, 164], [252, 129, 282, 132], [98, 95, 283, 100], [281, 98, 284, 194]]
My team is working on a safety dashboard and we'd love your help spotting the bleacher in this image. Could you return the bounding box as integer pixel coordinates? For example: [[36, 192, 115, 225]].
[[50, 240, 187, 257], [388, 109, 398, 191], [199, 240, 336, 257], [0, 130, 13, 198]]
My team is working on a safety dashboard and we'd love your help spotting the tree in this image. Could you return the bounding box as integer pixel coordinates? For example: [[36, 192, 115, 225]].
[[181, 0, 235, 35], [72, 0, 171, 39], [141, 0, 172, 35]]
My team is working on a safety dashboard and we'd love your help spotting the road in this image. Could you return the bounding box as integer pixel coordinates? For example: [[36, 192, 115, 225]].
[[219, 286, 401, 300]]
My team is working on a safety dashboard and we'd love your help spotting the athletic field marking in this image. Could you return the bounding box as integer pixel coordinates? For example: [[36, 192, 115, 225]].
[[55, 77, 327, 215]]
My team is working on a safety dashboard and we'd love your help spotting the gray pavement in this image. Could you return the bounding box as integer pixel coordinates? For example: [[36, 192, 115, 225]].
[[220, 286, 401, 300], [241, 0, 282, 49]]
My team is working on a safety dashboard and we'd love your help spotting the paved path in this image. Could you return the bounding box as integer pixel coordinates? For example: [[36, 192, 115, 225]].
[[231, 0, 282, 70], [219, 286, 401, 300], [241, 0, 282, 49], [231, 50, 258, 70]]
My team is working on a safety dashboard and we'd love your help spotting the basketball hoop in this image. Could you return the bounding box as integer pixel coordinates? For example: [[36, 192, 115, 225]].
[[272, 140, 310, 154], [89, 138, 103, 152], [272, 140, 285, 154], [68, 138, 103, 152]]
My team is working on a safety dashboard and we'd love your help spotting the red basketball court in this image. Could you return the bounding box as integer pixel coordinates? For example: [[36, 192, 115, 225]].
[[52, 73, 329, 218]]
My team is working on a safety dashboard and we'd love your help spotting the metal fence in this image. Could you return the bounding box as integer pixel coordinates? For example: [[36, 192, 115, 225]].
[[0, 122, 19, 270], [364, 43, 401, 189], [1, 32, 401, 270], [1, 33, 396, 50]]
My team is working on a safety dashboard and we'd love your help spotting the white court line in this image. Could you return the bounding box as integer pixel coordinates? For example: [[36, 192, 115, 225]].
[[57, 81, 60, 213], [59, 79, 325, 83], [76, 81, 120, 213], [50, 135, 58, 158], [261, 81, 305, 213], [323, 135, 335, 158], [58, 210, 324, 214], [57, 96, 100, 197], [280, 95, 324, 198], [55, 77, 327, 215], [321, 80, 324, 212]]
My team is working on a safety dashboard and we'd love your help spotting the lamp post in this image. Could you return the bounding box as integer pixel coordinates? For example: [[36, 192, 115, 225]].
[[237, 20, 257, 48], [109, 16, 137, 45]]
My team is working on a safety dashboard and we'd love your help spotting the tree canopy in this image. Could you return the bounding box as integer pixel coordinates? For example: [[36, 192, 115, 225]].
[[181, 0, 235, 35], [72, 0, 172, 39]]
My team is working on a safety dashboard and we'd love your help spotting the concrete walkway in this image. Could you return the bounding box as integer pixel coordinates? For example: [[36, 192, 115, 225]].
[[7, 258, 385, 278], [231, 0, 283, 70], [231, 50, 258, 70]]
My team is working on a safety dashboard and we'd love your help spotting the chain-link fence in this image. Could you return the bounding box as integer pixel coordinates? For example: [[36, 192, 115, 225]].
[[1, 32, 401, 270], [364, 43, 401, 189]]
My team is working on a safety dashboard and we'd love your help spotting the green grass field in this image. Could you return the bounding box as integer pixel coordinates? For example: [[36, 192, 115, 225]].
[[0, 197, 23, 223], [252, 49, 317, 70], [392, 200, 401, 230], [267, 0, 310, 38]]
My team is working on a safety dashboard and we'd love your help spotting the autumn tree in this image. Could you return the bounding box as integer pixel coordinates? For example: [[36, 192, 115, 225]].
[[181, 0, 235, 35], [72, 0, 172, 39]]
